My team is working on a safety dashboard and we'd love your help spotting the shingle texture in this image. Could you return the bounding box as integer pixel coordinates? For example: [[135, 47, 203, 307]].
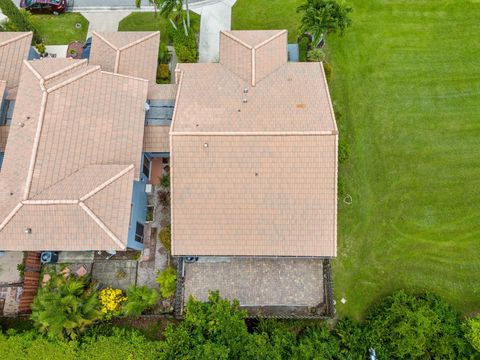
[[0, 32, 32, 89], [171, 30, 338, 257], [89, 31, 160, 88], [143, 125, 170, 153], [0, 58, 148, 251]]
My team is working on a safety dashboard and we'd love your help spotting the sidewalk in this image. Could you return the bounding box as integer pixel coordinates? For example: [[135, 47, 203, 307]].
[[192, 0, 236, 63]]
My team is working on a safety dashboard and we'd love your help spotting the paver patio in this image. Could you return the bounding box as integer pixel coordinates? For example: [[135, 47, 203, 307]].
[[184, 257, 324, 307]]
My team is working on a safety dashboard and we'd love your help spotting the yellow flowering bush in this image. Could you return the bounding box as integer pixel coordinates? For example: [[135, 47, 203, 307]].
[[99, 287, 127, 319]]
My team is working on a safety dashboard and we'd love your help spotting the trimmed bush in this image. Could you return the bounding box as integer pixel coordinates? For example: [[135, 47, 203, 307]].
[[298, 37, 310, 62], [156, 64, 171, 84], [156, 267, 176, 298], [157, 189, 170, 207], [159, 226, 171, 253], [307, 48, 326, 62], [158, 42, 171, 64]]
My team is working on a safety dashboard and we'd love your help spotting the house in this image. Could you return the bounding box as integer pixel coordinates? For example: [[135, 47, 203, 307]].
[[0, 29, 337, 317]]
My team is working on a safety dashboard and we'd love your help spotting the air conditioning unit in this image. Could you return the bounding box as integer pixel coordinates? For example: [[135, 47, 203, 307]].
[[145, 184, 153, 194]]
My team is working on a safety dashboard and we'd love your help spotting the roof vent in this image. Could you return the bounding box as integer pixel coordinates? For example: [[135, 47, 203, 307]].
[[242, 98, 247, 103], [17, 122, 24, 128], [144, 102, 150, 112], [203, 143, 208, 148], [243, 88, 248, 93], [24, 228, 32, 234]]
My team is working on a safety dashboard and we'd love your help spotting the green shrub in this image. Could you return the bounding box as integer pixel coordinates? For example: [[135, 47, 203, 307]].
[[156, 267, 176, 298], [170, 28, 198, 63], [0, 0, 41, 43], [135, 0, 141, 8], [35, 43, 46, 56], [294, 324, 340, 359], [338, 136, 350, 164], [307, 48, 326, 62], [160, 173, 170, 188], [123, 286, 159, 317], [298, 37, 310, 62], [365, 291, 472, 359], [158, 42, 171, 64], [159, 226, 171, 253], [31, 272, 102, 340], [156, 64, 171, 84], [465, 315, 480, 352], [323, 62, 333, 83]]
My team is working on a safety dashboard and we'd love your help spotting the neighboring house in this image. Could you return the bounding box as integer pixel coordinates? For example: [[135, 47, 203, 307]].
[[0, 29, 337, 317]]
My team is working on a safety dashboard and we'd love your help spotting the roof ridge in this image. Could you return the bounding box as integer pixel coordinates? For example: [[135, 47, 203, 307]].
[[100, 70, 149, 82], [22, 200, 79, 205], [0, 32, 32, 48], [171, 131, 337, 136], [221, 31, 253, 50], [78, 202, 126, 249], [253, 30, 287, 50], [43, 59, 88, 81], [46, 65, 100, 93], [92, 31, 119, 50], [118, 31, 160, 51], [23, 60, 45, 82], [23, 91, 48, 199], [0, 203, 23, 232], [80, 164, 134, 201]]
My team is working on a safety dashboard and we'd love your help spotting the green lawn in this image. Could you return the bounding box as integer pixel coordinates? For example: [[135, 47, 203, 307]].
[[233, 0, 480, 319], [232, 0, 302, 43], [30, 13, 88, 45], [118, 12, 200, 45]]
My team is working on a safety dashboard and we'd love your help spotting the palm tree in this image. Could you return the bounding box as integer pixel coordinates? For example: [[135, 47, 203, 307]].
[[297, 0, 352, 46], [31, 273, 102, 339], [123, 285, 160, 317]]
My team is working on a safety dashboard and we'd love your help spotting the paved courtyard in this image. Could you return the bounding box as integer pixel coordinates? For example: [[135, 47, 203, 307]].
[[91, 260, 137, 290], [184, 257, 324, 307]]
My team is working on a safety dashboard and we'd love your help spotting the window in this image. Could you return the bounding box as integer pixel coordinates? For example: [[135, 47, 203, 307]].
[[135, 222, 144, 244], [142, 155, 151, 179]]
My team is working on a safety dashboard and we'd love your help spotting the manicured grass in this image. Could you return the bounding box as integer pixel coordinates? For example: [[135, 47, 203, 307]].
[[118, 12, 200, 45], [30, 13, 88, 45], [232, 0, 303, 42], [233, 0, 480, 319]]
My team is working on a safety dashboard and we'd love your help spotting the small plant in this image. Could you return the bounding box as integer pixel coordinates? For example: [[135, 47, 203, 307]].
[[156, 266, 176, 298], [158, 42, 171, 64], [170, 26, 198, 63], [135, 0, 141, 8], [146, 206, 154, 222], [35, 43, 46, 56], [16, 263, 25, 280], [115, 269, 127, 280], [123, 286, 160, 317], [157, 189, 170, 207], [159, 226, 171, 253], [307, 48, 326, 62], [156, 63, 171, 84], [160, 173, 170, 188], [99, 287, 127, 320]]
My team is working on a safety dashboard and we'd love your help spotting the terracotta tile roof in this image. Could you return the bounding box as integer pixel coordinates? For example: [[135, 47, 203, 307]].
[[171, 30, 338, 257], [220, 30, 288, 86], [173, 62, 336, 133], [148, 84, 178, 100], [0, 32, 32, 89], [171, 135, 337, 257], [89, 31, 160, 88], [143, 125, 170, 153], [0, 58, 148, 251]]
